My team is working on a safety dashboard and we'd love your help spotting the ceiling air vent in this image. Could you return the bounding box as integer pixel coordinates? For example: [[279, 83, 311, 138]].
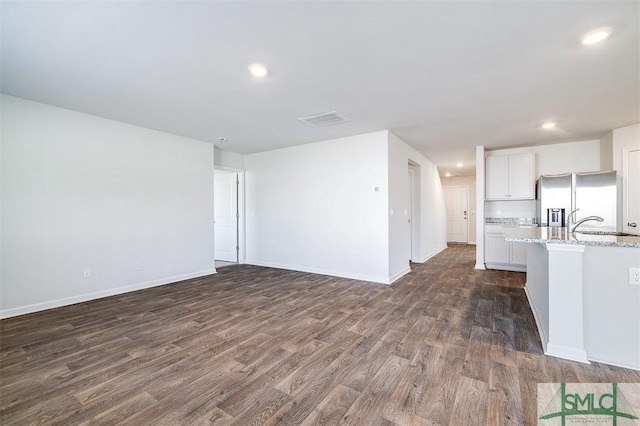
[[298, 111, 349, 128]]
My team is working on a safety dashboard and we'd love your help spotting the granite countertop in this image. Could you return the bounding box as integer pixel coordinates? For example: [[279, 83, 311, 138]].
[[485, 217, 538, 227], [504, 227, 640, 248]]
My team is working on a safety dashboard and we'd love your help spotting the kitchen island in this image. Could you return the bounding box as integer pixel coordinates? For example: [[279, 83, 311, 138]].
[[504, 227, 640, 370]]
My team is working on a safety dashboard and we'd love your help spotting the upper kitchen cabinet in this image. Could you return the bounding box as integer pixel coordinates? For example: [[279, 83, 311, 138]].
[[485, 154, 535, 200]]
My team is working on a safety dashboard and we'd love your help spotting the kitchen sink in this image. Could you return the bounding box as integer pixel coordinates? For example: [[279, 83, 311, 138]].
[[575, 230, 638, 237]]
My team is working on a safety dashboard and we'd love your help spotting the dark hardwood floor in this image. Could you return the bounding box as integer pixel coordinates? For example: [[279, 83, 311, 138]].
[[1, 245, 639, 425]]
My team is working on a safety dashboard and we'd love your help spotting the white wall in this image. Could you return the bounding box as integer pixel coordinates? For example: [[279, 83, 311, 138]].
[[600, 131, 614, 171], [525, 243, 550, 351], [244, 131, 390, 283], [612, 123, 640, 172], [1, 95, 216, 317], [583, 245, 640, 369], [388, 132, 447, 281], [214, 147, 245, 170], [441, 175, 477, 244], [487, 139, 601, 178]]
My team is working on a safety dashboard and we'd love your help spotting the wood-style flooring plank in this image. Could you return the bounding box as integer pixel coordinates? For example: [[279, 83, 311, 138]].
[[339, 329, 406, 393], [462, 325, 492, 382], [299, 384, 359, 426], [392, 315, 436, 360], [490, 317, 517, 367], [415, 343, 466, 424], [341, 355, 410, 425], [487, 361, 523, 425], [449, 376, 489, 426], [517, 352, 546, 426], [381, 344, 442, 425], [264, 333, 381, 425], [273, 332, 362, 397]]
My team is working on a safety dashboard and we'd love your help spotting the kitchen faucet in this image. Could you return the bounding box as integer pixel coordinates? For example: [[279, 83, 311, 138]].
[[571, 215, 605, 232], [567, 208, 606, 232], [567, 208, 579, 227]]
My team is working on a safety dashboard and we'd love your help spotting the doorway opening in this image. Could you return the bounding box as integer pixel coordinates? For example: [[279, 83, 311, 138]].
[[623, 148, 640, 235], [214, 168, 243, 269], [408, 161, 421, 262]]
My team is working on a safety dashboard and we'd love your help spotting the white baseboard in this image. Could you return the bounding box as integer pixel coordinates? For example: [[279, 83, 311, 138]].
[[587, 356, 640, 371], [0, 268, 217, 319], [546, 343, 590, 364], [389, 267, 411, 284], [244, 260, 389, 285], [524, 285, 548, 353], [485, 262, 526, 272], [525, 287, 638, 370], [525, 286, 591, 365], [415, 245, 448, 263]]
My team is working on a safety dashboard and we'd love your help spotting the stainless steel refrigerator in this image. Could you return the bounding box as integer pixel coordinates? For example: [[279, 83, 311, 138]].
[[537, 171, 618, 231]]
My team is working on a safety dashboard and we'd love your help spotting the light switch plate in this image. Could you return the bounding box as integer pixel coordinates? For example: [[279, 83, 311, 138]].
[[629, 267, 640, 285]]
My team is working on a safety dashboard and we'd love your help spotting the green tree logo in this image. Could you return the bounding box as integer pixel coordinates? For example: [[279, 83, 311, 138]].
[[539, 383, 639, 425]]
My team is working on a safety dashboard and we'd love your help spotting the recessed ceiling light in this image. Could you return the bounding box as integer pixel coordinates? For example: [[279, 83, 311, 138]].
[[456, 162, 464, 168], [542, 122, 557, 130], [581, 27, 613, 45], [248, 63, 269, 78], [445, 172, 452, 177]]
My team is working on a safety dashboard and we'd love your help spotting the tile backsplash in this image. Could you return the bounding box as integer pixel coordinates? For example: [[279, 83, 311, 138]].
[[484, 200, 537, 219]]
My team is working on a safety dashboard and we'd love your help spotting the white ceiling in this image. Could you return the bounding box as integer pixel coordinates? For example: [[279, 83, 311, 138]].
[[2, 2, 638, 176]]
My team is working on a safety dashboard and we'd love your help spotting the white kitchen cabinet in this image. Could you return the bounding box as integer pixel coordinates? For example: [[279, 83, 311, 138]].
[[484, 225, 527, 271], [485, 156, 509, 200], [485, 234, 510, 263], [510, 241, 527, 265], [485, 154, 535, 200]]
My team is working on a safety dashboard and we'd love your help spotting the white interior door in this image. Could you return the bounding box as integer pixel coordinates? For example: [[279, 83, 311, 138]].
[[214, 172, 238, 262], [444, 186, 469, 243], [626, 149, 640, 234]]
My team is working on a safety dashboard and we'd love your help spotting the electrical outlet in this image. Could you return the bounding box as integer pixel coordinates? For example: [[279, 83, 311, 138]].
[[630, 268, 640, 285], [83, 268, 91, 278], [134, 261, 142, 271]]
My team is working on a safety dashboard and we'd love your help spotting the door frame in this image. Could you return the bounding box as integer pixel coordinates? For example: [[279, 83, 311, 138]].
[[214, 166, 245, 264], [408, 162, 421, 262], [408, 169, 414, 262], [622, 148, 640, 235], [443, 185, 470, 243]]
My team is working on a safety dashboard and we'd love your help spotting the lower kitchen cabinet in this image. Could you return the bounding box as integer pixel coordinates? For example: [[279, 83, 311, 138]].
[[485, 225, 527, 272], [485, 234, 510, 264], [510, 241, 527, 265]]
